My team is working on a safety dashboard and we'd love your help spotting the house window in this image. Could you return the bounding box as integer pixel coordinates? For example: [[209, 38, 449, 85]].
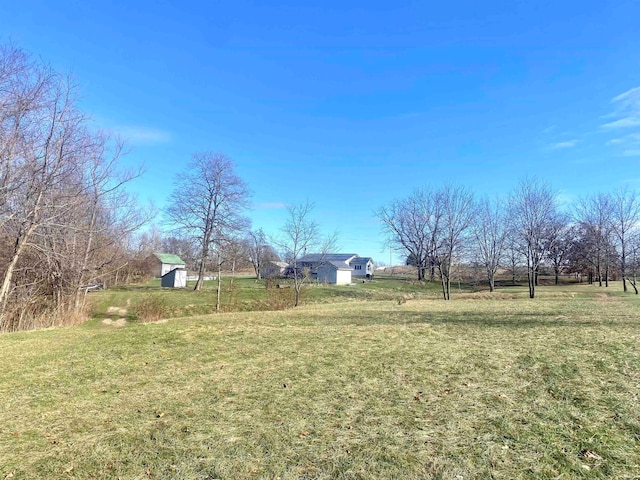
[[355, 265, 362, 270]]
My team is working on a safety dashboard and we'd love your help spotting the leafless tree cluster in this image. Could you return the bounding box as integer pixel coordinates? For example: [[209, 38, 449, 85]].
[[245, 228, 280, 279], [570, 187, 640, 293], [165, 152, 250, 300], [377, 185, 474, 300], [0, 45, 146, 331], [378, 178, 640, 299]]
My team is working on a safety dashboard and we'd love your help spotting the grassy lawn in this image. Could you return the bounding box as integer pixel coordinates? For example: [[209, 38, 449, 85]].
[[2, 283, 640, 478]]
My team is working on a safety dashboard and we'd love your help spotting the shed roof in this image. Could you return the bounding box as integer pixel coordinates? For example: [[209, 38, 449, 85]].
[[154, 253, 186, 265]]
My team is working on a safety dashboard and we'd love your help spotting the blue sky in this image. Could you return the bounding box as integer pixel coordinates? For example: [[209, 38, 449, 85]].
[[2, 0, 640, 263]]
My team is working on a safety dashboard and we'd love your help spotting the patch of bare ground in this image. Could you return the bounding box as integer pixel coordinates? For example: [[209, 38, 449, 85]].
[[101, 318, 127, 327]]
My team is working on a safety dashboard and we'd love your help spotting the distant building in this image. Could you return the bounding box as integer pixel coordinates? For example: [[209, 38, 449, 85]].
[[145, 253, 186, 278], [292, 253, 375, 284], [350, 257, 374, 279]]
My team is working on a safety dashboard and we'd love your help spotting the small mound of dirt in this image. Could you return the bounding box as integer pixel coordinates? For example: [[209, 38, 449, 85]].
[[102, 318, 128, 327], [106, 306, 128, 316]]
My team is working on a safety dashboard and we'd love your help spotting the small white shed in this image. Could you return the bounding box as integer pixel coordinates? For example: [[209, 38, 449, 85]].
[[317, 261, 352, 285], [161, 268, 187, 288], [146, 253, 186, 278]]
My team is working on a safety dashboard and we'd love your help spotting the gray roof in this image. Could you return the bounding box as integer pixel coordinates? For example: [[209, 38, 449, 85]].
[[298, 253, 358, 263], [319, 261, 353, 271], [349, 257, 373, 265]]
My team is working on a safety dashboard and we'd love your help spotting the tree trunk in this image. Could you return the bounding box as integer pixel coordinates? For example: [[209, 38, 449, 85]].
[[216, 259, 222, 312], [622, 241, 627, 292], [527, 255, 535, 298], [294, 278, 301, 307], [440, 275, 447, 300], [488, 271, 495, 292]]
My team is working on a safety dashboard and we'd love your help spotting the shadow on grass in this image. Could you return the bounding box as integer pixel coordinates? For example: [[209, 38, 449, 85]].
[[311, 309, 637, 329]]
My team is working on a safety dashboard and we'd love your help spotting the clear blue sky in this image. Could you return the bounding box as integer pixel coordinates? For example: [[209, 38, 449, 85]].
[[2, 0, 640, 264]]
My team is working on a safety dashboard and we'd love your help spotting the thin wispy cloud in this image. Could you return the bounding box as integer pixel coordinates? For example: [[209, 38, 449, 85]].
[[602, 86, 640, 130], [549, 140, 579, 149], [612, 86, 640, 105], [623, 149, 640, 157], [115, 125, 173, 145], [607, 132, 640, 149], [602, 117, 640, 129]]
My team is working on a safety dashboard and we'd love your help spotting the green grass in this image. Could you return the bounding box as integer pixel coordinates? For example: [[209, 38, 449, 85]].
[[90, 274, 441, 322], [1, 283, 640, 478]]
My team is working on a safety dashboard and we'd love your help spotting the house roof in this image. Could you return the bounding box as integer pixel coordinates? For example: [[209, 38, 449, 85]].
[[154, 253, 186, 265], [319, 261, 353, 271], [298, 253, 358, 263], [350, 257, 373, 265]]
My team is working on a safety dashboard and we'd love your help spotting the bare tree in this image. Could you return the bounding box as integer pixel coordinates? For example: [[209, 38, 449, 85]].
[[472, 196, 508, 292], [545, 217, 573, 285], [573, 193, 615, 287], [626, 233, 640, 294], [505, 236, 523, 286], [165, 152, 250, 291], [508, 178, 559, 299], [433, 185, 474, 300], [246, 228, 279, 279], [611, 187, 640, 292], [377, 189, 440, 281], [277, 201, 320, 307]]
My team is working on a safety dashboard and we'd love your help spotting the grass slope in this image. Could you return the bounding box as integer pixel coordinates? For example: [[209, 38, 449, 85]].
[[1, 284, 640, 479], [91, 274, 440, 320]]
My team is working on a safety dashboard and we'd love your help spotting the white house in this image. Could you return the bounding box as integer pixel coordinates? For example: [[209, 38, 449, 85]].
[[317, 261, 352, 285], [293, 253, 375, 284], [349, 257, 375, 278]]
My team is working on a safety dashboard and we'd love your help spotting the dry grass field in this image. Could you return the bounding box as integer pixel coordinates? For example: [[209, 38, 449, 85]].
[[1, 281, 640, 479]]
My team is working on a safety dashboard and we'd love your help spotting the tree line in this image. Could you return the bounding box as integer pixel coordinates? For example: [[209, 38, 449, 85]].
[[377, 179, 640, 299], [0, 45, 148, 331]]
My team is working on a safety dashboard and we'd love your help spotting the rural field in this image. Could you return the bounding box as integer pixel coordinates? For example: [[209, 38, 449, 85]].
[[1, 277, 640, 479]]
